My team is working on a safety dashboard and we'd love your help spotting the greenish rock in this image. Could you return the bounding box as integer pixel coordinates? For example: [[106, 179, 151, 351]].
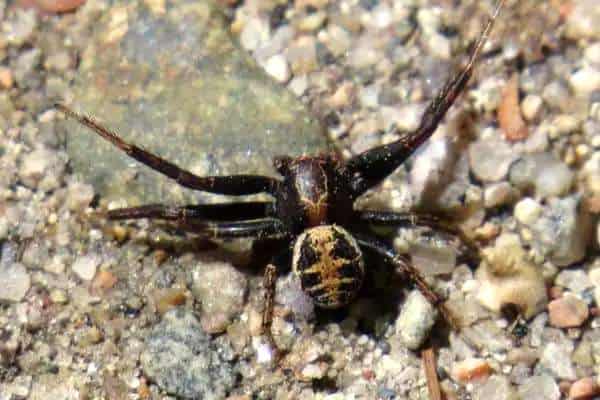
[[61, 0, 328, 205]]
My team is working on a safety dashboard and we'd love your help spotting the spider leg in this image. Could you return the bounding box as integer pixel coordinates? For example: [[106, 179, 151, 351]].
[[261, 263, 280, 362], [56, 104, 279, 195], [106, 201, 274, 222], [354, 234, 458, 330], [178, 219, 288, 239], [104, 203, 286, 239], [355, 210, 480, 261], [345, 0, 505, 197]]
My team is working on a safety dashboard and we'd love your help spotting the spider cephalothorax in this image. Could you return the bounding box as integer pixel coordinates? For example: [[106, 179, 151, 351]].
[[57, 0, 504, 360]]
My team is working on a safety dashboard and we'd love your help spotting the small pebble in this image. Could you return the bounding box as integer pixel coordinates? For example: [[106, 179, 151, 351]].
[[92, 270, 118, 291], [263, 54, 291, 83], [324, 25, 351, 56], [569, 377, 600, 400], [476, 233, 547, 318], [0, 66, 13, 89], [240, 18, 270, 51], [254, 339, 274, 364], [190, 260, 247, 334], [288, 75, 308, 96], [509, 153, 574, 198], [542, 81, 570, 110], [296, 11, 326, 32], [395, 290, 437, 350], [299, 362, 328, 381], [520, 195, 591, 267], [66, 182, 95, 210], [521, 94, 543, 121], [514, 197, 543, 225], [484, 182, 514, 208], [565, 0, 600, 40], [469, 135, 516, 182], [585, 42, 600, 65], [548, 295, 589, 328], [153, 288, 187, 315], [499, 74, 529, 141], [555, 270, 593, 295], [32, 0, 86, 13], [518, 375, 561, 400], [18, 148, 63, 190], [451, 358, 491, 383], [424, 33, 451, 60], [71, 254, 100, 281], [0, 262, 31, 302], [539, 342, 576, 380], [569, 67, 600, 96], [49, 289, 68, 304], [473, 375, 517, 400], [286, 36, 318, 74], [3, 8, 37, 46]]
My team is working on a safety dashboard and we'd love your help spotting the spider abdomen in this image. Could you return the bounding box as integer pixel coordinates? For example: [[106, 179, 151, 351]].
[[292, 225, 365, 309]]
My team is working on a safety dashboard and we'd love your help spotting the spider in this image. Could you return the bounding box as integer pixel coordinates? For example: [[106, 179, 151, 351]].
[[57, 0, 504, 360]]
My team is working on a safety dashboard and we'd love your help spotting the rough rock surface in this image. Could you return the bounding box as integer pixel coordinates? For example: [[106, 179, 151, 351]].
[[60, 0, 328, 206], [140, 309, 237, 399]]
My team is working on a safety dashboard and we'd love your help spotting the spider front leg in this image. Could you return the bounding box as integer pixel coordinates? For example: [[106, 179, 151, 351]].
[[354, 234, 458, 330], [56, 104, 280, 196], [344, 0, 505, 198], [106, 201, 274, 222]]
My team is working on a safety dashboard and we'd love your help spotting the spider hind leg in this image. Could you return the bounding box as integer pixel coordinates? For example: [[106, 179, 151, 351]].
[[356, 210, 481, 264], [354, 234, 459, 330]]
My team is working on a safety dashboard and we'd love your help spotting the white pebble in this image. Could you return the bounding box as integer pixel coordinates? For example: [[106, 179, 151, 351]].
[[0, 262, 31, 302], [19, 148, 59, 188], [425, 32, 451, 60], [396, 290, 437, 350], [253, 339, 274, 364], [584, 42, 600, 65], [288, 75, 308, 96], [514, 197, 542, 225], [569, 67, 600, 96], [565, 0, 600, 40], [521, 94, 543, 121], [72, 254, 100, 281], [240, 18, 270, 51], [469, 136, 516, 182], [263, 54, 291, 83]]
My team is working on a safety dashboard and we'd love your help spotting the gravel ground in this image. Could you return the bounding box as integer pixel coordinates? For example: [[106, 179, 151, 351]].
[[1, 0, 599, 399]]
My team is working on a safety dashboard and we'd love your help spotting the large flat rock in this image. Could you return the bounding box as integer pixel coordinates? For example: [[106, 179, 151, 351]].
[[62, 0, 328, 205]]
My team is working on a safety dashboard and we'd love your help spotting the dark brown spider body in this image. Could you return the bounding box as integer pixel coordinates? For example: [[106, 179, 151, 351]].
[[56, 0, 504, 361], [292, 225, 364, 308], [274, 155, 363, 308], [274, 155, 353, 233]]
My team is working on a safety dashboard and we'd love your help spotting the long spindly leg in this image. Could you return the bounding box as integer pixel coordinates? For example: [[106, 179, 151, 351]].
[[355, 210, 480, 260], [106, 201, 274, 222], [104, 203, 287, 239], [55, 104, 280, 195], [354, 234, 458, 329], [261, 263, 280, 362], [345, 0, 505, 197]]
